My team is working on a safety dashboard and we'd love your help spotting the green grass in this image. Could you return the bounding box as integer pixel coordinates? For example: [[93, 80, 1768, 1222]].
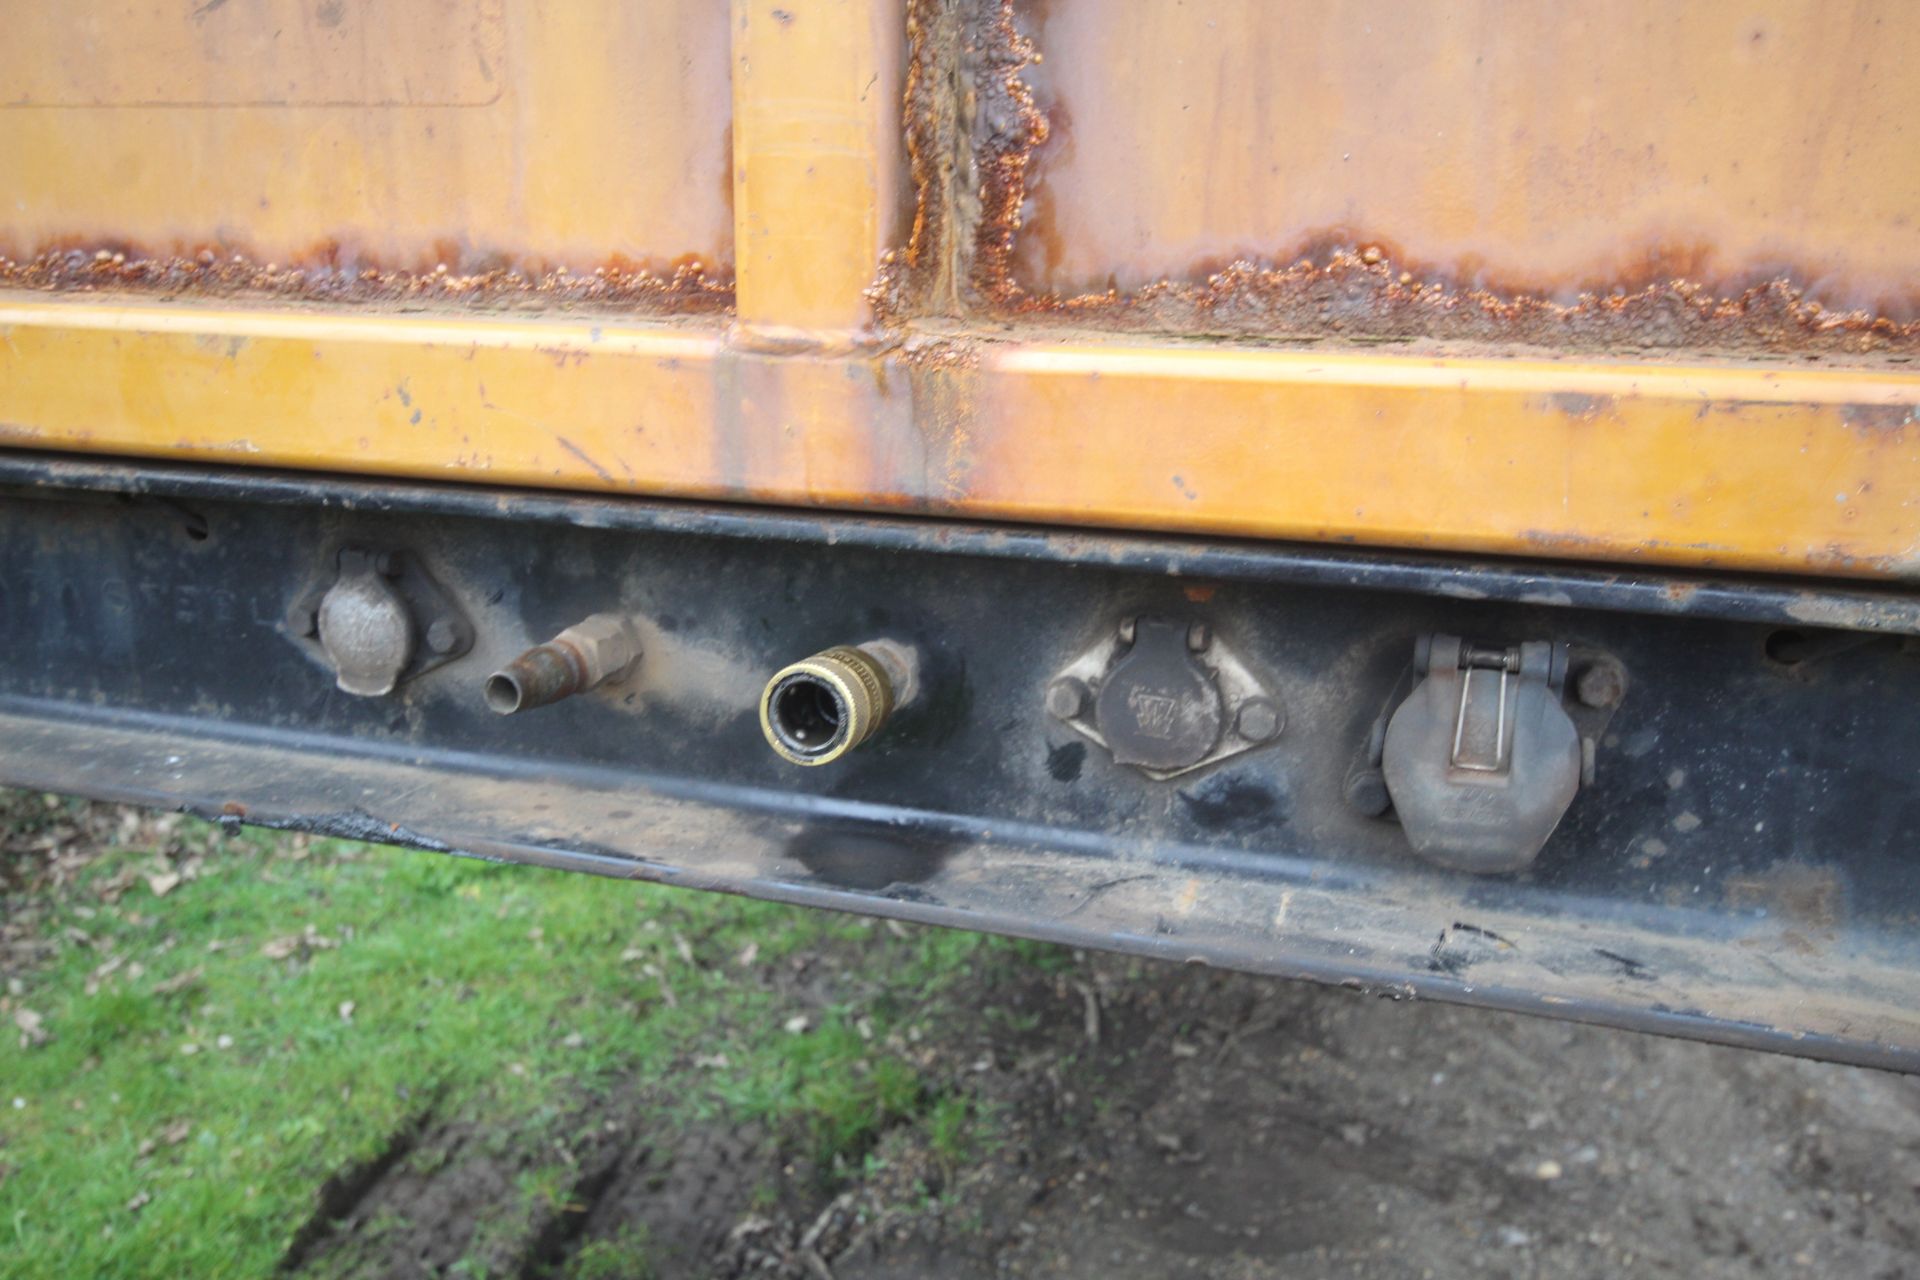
[[0, 795, 1038, 1279], [562, 1226, 655, 1280]]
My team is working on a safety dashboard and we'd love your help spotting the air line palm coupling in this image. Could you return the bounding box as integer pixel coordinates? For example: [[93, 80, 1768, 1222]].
[[759, 639, 921, 766]]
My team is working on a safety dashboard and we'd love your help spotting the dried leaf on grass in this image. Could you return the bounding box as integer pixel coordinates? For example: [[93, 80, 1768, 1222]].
[[137, 1119, 194, 1159], [151, 966, 204, 997], [261, 926, 339, 960], [12, 1007, 48, 1048]]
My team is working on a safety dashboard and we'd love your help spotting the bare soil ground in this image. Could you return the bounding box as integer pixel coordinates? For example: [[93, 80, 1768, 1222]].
[[292, 950, 1920, 1280]]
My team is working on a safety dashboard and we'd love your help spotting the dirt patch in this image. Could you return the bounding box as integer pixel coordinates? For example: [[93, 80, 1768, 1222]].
[[281, 948, 1920, 1280], [285, 1100, 827, 1280], [829, 958, 1920, 1280]]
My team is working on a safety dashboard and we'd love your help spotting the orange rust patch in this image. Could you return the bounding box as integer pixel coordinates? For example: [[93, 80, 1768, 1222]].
[[882, 0, 1047, 322], [1726, 862, 1845, 932], [0, 242, 732, 316], [991, 239, 1920, 360]]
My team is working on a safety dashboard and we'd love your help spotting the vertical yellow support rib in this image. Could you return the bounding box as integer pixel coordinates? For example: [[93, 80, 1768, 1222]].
[[730, 0, 908, 336]]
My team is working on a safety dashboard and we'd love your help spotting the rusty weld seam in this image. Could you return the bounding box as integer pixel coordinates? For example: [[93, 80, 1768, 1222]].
[[882, 0, 1920, 358], [878, 0, 1045, 326], [0, 243, 733, 316]]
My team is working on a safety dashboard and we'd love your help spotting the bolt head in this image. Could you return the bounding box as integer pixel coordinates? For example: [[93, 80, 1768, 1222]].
[[426, 618, 463, 655], [1045, 677, 1089, 722], [1574, 659, 1627, 709], [286, 601, 318, 638], [1235, 697, 1283, 742], [1187, 621, 1212, 653], [1116, 618, 1137, 646], [1344, 769, 1392, 818]]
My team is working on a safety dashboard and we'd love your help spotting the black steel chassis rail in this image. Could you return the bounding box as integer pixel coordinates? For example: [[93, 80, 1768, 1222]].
[[2, 452, 1917, 1072]]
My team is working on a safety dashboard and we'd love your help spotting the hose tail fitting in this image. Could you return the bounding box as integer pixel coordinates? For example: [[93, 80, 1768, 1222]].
[[485, 613, 642, 715]]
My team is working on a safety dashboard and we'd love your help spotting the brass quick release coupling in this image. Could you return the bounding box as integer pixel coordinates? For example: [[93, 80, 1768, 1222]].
[[759, 640, 919, 766], [485, 613, 643, 715]]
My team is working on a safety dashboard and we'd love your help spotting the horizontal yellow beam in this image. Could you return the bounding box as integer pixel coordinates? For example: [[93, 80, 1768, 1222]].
[[973, 344, 1920, 576], [2, 299, 1918, 579], [0, 302, 722, 492]]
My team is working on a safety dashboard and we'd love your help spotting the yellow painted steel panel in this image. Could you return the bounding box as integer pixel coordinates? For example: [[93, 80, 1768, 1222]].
[[1010, 0, 1920, 318], [971, 346, 1920, 576], [3, 301, 1917, 579], [731, 0, 909, 331], [0, 0, 733, 276], [0, 0, 1918, 584], [0, 305, 720, 492], [8, 0, 504, 107]]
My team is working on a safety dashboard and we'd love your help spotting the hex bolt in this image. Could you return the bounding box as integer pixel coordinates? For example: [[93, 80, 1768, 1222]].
[[426, 617, 464, 655], [1574, 658, 1628, 709], [286, 600, 319, 638], [1117, 617, 1137, 645], [1235, 697, 1283, 743], [1045, 677, 1090, 722], [1187, 621, 1212, 653], [1344, 769, 1392, 818]]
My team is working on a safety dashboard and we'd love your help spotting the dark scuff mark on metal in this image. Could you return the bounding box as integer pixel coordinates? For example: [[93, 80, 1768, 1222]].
[[0, 243, 733, 316], [1545, 392, 1619, 420], [552, 437, 617, 485], [1840, 402, 1920, 433], [1445, 921, 1516, 949], [1594, 948, 1657, 982], [205, 805, 455, 854], [882, 0, 1920, 358], [1425, 921, 1518, 976]]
